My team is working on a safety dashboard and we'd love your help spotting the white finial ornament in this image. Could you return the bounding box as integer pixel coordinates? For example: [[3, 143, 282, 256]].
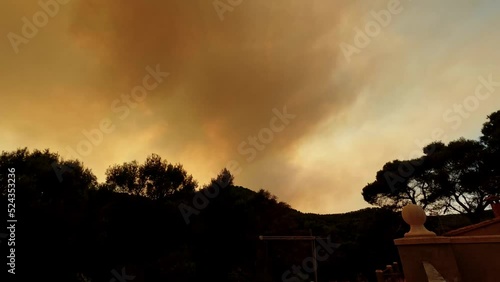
[[402, 204, 436, 237]]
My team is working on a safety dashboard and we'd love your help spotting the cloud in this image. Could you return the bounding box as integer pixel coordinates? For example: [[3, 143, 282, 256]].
[[66, 1, 372, 191], [2, 0, 500, 213]]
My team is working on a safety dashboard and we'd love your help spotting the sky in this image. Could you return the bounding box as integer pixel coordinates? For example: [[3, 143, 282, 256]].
[[1, 0, 500, 214]]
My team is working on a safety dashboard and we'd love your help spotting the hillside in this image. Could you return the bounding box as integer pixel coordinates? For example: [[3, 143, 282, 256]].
[[8, 183, 491, 282]]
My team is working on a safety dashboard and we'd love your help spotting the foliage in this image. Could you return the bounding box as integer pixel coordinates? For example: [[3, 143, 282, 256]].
[[105, 153, 197, 200], [3, 109, 499, 281], [362, 110, 500, 222]]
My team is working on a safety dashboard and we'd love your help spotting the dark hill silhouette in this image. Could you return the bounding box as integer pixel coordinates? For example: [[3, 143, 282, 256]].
[[2, 105, 499, 282], [0, 148, 489, 281]]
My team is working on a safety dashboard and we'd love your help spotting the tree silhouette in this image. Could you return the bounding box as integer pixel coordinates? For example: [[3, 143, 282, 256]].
[[0, 147, 96, 204], [423, 138, 489, 221], [105, 153, 197, 200], [204, 167, 234, 190], [480, 110, 500, 193], [105, 160, 141, 194], [0, 147, 482, 281], [362, 110, 500, 222]]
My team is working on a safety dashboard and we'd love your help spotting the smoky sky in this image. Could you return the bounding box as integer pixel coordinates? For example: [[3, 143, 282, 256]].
[[2, 0, 500, 213], [69, 0, 366, 154], [66, 0, 372, 203]]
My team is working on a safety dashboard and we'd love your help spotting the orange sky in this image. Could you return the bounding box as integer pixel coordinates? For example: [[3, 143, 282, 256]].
[[1, 0, 500, 213]]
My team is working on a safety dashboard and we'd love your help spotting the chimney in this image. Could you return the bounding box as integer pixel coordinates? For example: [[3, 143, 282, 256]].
[[485, 196, 500, 218]]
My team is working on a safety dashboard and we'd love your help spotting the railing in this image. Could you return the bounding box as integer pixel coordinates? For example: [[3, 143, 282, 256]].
[[375, 262, 404, 282]]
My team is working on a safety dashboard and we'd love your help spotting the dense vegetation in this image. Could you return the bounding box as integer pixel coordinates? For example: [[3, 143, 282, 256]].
[[363, 110, 500, 223], [1, 110, 498, 281]]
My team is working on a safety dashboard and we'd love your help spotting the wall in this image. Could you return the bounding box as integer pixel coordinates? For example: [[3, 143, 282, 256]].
[[395, 236, 500, 282]]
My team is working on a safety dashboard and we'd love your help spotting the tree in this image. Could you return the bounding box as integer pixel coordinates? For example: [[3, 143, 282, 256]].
[[480, 110, 500, 152], [362, 157, 435, 211], [0, 148, 98, 281], [424, 139, 489, 222], [105, 161, 141, 194], [104, 153, 197, 200], [363, 109, 500, 222], [0, 147, 96, 204], [362, 139, 491, 221], [480, 110, 500, 193], [205, 168, 234, 189]]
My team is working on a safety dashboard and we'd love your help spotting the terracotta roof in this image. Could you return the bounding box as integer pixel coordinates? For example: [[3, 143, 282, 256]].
[[443, 217, 500, 236]]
